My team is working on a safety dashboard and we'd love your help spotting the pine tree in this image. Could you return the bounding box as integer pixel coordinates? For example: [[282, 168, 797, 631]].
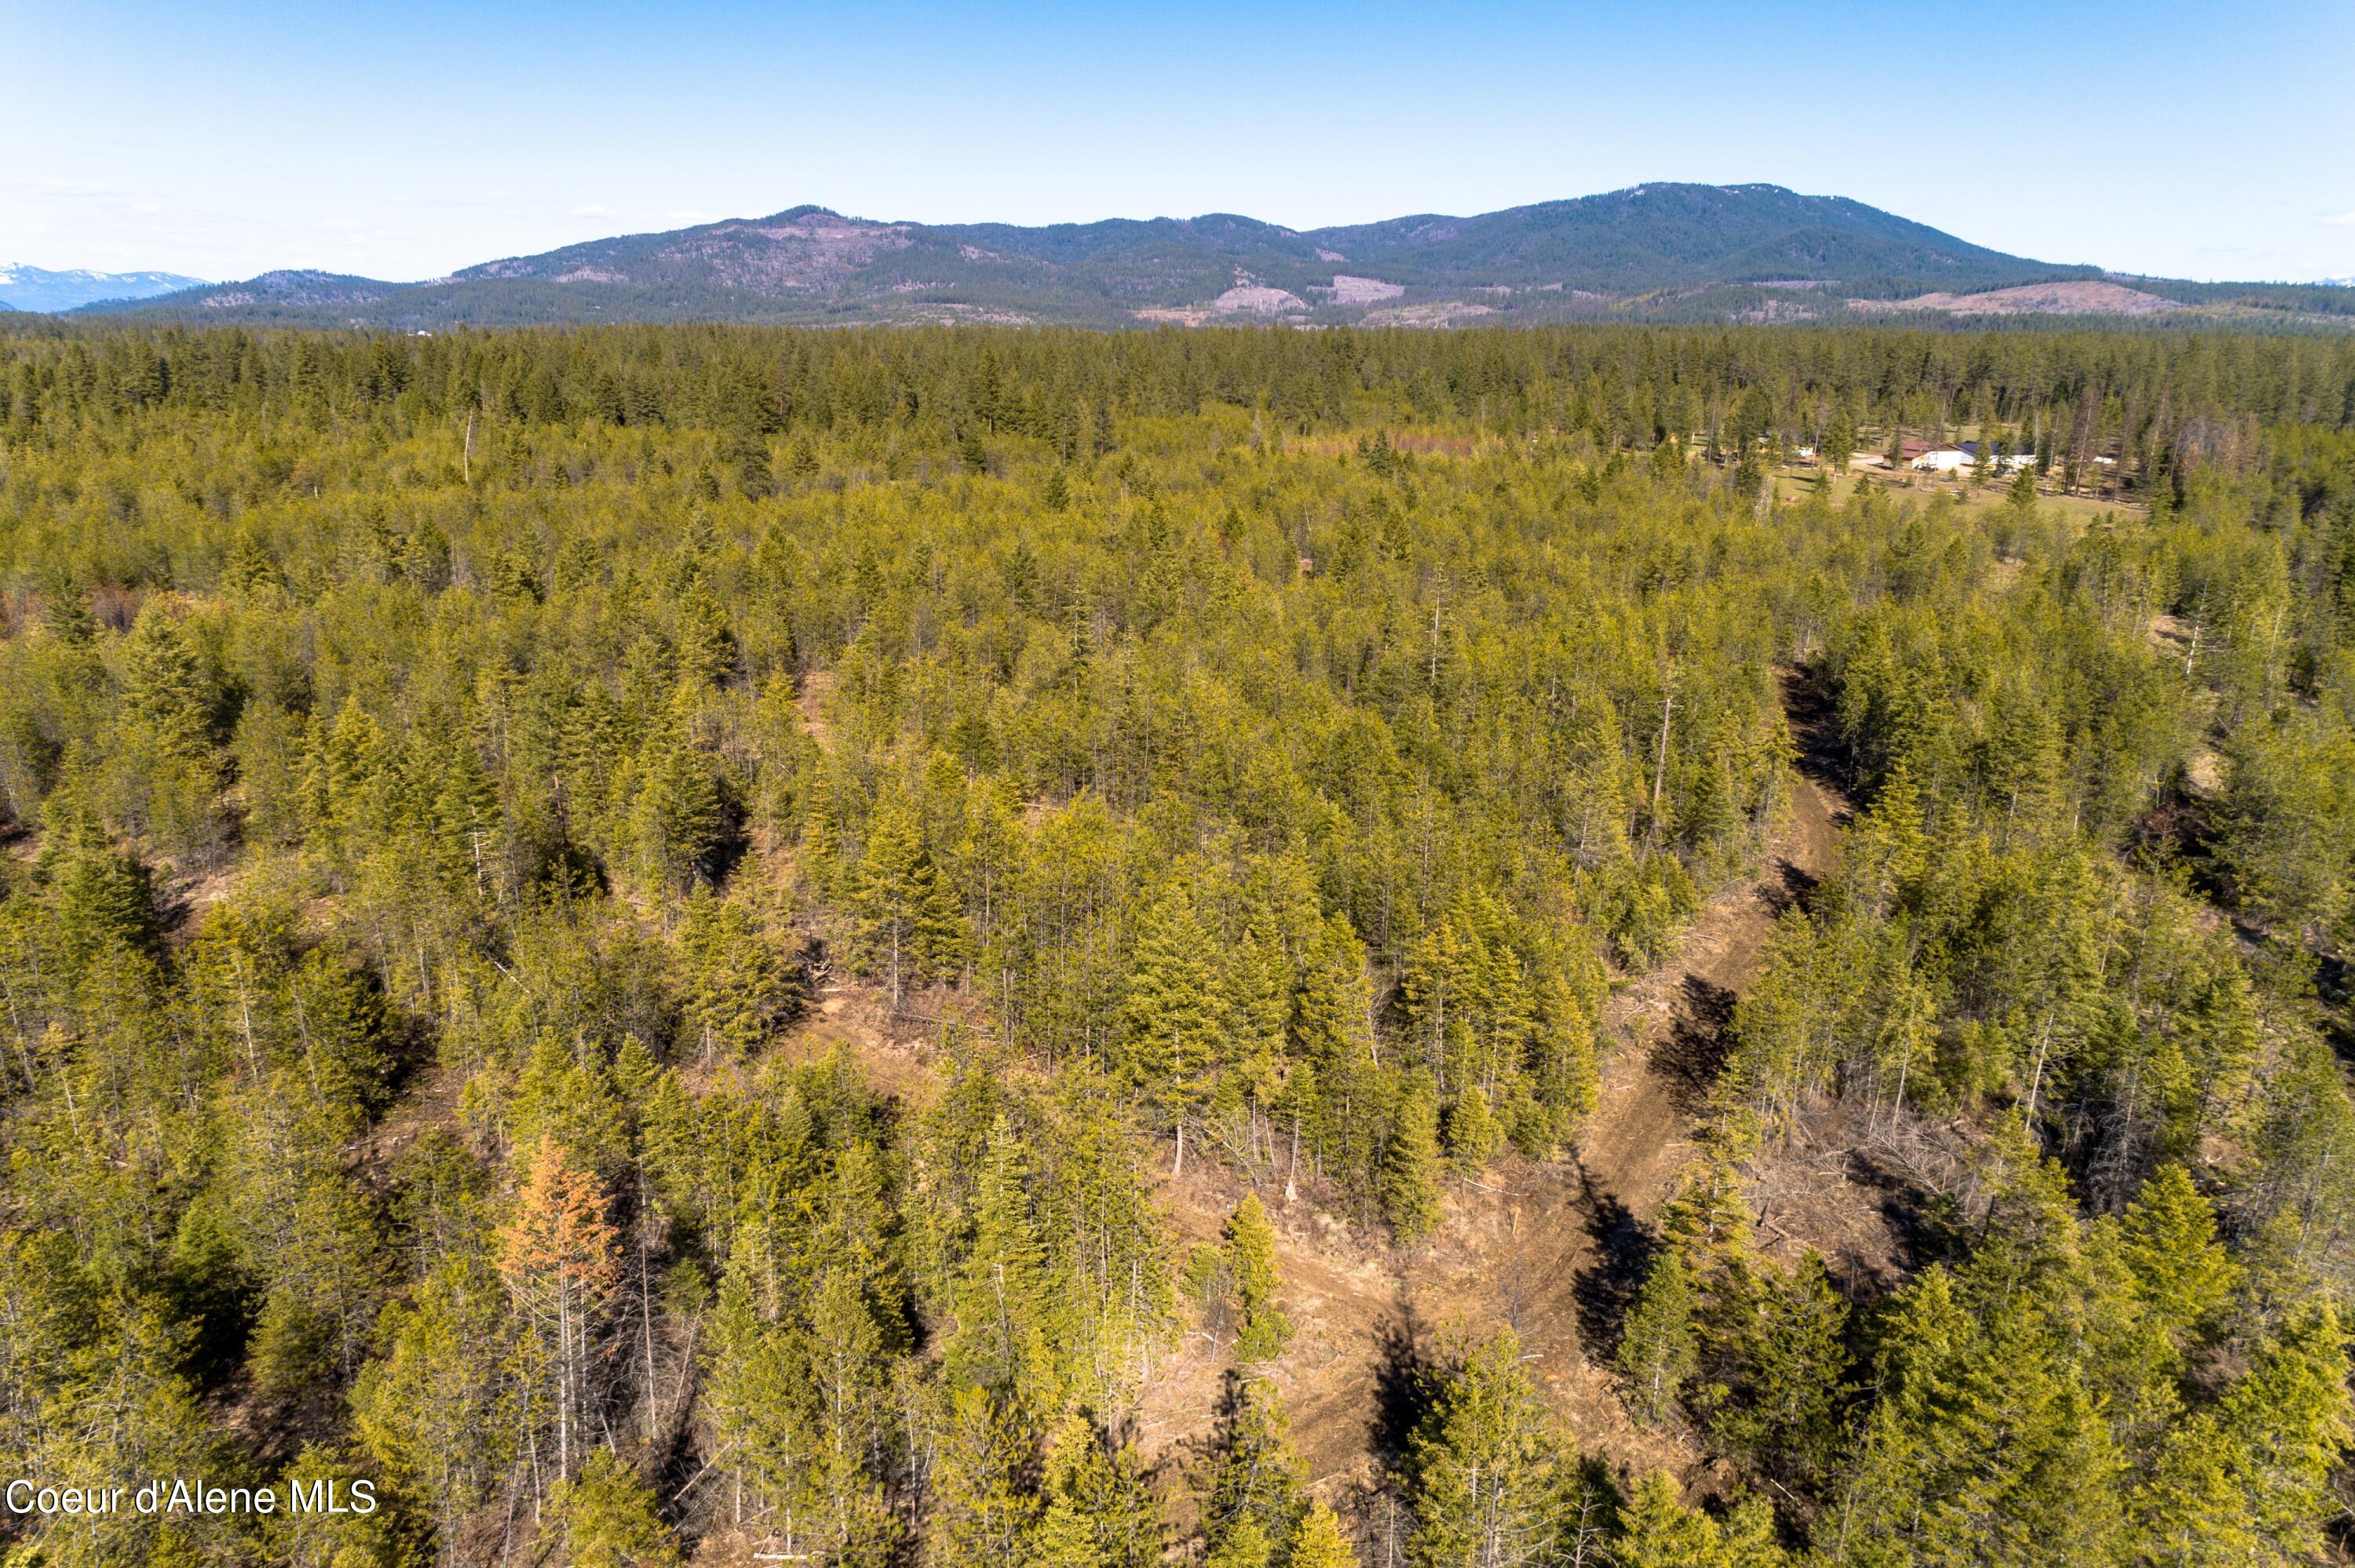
[[1207, 1516, 1276, 1568], [1616, 1245, 1698, 1427], [847, 796, 966, 1008], [1644, 433, 1679, 484], [1030, 1410, 1162, 1568], [122, 601, 220, 776], [1710, 1250, 1847, 1484], [2008, 465, 2039, 511], [1608, 1471, 1783, 1568], [1225, 910, 1292, 1161], [261, 1445, 405, 1568], [678, 887, 802, 1061], [2133, 1411, 2255, 1566], [630, 714, 725, 894], [549, 1447, 684, 1568], [955, 774, 1024, 951], [1117, 885, 1229, 1170], [1824, 405, 1857, 476], [703, 1260, 823, 1552], [281, 944, 395, 1114], [2218, 1302, 2352, 1561], [352, 1256, 518, 1550], [729, 428, 773, 497], [674, 585, 739, 687], [498, 1136, 622, 1485], [510, 1030, 631, 1175], [1288, 1502, 1360, 1568], [39, 573, 95, 644], [1225, 1194, 1293, 1362], [429, 735, 502, 895], [322, 693, 395, 851], [41, 804, 163, 976], [801, 1270, 900, 1563], [944, 1114, 1054, 1398], [1838, 1288, 2124, 1566], [1383, 1073, 1445, 1242], [1444, 1083, 1502, 1176], [2115, 1165, 2236, 1349], [928, 1384, 1039, 1567], [1406, 1330, 1562, 1567], [1200, 1377, 1309, 1563]]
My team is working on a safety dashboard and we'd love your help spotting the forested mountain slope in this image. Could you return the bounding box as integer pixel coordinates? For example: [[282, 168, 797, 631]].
[[1, 323, 2353, 1566], [73, 184, 2325, 330]]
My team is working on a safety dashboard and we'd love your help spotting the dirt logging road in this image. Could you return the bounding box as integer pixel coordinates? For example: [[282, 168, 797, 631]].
[[1583, 771, 1847, 1223], [1136, 740, 1855, 1495]]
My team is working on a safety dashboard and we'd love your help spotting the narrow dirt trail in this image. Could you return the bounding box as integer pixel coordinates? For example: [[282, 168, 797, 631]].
[[1579, 771, 1848, 1225]]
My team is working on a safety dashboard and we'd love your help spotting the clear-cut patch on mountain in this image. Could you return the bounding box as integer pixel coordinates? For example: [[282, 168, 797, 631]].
[[1364, 299, 1496, 326], [1210, 285, 1309, 315], [1859, 279, 2188, 316], [1327, 275, 1404, 305]]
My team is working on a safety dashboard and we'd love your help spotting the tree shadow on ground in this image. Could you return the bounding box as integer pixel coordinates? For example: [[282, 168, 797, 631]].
[[1761, 857, 1820, 918], [1648, 975, 1738, 1117], [2314, 951, 2354, 1068], [1367, 1308, 1438, 1465], [1570, 1163, 1659, 1360], [1778, 659, 1849, 793], [1829, 1145, 1937, 1296]]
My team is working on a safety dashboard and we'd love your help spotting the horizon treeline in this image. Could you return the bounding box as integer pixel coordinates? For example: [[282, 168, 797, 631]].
[[0, 322, 2351, 1566], [7, 319, 2355, 484]]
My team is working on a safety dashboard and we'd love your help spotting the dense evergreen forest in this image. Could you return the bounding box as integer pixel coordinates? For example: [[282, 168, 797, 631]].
[[2, 320, 2353, 1566]]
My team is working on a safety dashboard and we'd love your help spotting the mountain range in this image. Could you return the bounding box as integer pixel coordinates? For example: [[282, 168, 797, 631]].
[[0, 264, 209, 313], [36, 184, 2355, 329]]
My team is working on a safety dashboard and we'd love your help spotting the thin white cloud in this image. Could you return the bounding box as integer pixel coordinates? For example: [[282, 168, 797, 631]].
[[320, 217, 363, 231], [2323, 210, 2355, 226]]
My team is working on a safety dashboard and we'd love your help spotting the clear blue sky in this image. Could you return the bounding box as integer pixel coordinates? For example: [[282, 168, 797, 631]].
[[7, 0, 2352, 285]]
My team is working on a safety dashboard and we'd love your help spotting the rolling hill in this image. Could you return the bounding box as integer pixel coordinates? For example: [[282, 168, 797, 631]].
[[62, 184, 2352, 329]]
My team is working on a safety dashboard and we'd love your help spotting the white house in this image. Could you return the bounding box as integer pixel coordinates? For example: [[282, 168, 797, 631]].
[[1910, 447, 1973, 472], [1963, 440, 2036, 472]]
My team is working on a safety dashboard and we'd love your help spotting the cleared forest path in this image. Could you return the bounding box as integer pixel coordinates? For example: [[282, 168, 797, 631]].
[[1134, 673, 1857, 1493], [1581, 765, 1848, 1224]]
